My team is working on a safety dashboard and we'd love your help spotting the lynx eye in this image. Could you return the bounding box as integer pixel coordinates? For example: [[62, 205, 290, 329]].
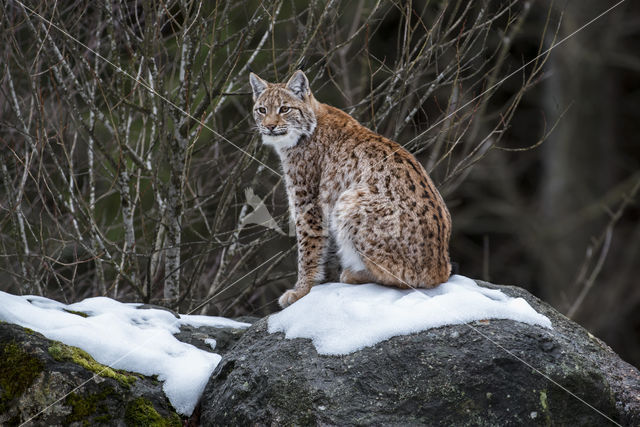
[[279, 106, 291, 114], [256, 107, 266, 114]]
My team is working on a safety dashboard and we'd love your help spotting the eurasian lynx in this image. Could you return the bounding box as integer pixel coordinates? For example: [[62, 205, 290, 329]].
[[250, 70, 452, 308]]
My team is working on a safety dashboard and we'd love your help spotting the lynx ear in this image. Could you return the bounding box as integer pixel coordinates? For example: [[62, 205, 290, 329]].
[[286, 70, 310, 100], [249, 73, 268, 101]]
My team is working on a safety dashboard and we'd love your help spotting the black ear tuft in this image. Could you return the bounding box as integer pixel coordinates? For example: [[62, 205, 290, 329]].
[[249, 73, 268, 101], [285, 70, 310, 100]]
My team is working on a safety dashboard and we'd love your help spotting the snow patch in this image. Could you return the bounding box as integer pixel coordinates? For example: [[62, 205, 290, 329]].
[[205, 338, 217, 350], [0, 291, 249, 415], [268, 275, 552, 355]]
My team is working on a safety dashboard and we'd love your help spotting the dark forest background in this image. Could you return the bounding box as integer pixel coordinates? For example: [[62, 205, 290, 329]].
[[1, 0, 639, 367]]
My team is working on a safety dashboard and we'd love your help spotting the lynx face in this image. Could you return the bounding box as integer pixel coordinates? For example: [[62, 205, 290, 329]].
[[250, 71, 317, 152]]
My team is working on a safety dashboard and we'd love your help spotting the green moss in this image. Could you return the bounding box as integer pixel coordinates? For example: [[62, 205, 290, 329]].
[[65, 388, 115, 425], [48, 342, 136, 387], [65, 393, 94, 423], [63, 309, 89, 318], [95, 413, 114, 423], [539, 389, 552, 425], [0, 341, 45, 413], [539, 390, 547, 410], [125, 397, 181, 427]]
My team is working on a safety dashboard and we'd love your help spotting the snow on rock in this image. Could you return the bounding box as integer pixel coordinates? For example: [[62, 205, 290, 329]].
[[205, 338, 218, 350], [0, 275, 552, 414], [0, 291, 249, 416], [268, 275, 552, 355]]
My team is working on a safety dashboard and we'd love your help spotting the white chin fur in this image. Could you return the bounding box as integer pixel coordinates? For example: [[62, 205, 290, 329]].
[[261, 131, 302, 155]]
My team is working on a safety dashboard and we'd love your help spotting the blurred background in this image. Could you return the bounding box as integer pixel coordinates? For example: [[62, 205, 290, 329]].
[[1, 1, 638, 366]]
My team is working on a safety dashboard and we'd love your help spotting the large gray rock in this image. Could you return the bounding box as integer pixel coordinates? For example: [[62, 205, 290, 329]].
[[200, 281, 640, 426], [0, 322, 181, 426], [0, 312, 251, 426]]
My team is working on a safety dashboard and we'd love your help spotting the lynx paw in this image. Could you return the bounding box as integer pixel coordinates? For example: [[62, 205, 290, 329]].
[[278, 288, 308, 308]]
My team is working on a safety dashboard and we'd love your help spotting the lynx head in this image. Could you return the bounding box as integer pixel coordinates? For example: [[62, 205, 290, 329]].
[[249, 70, 317, 152]]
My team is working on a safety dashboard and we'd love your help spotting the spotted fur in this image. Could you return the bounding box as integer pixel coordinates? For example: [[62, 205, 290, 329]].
[[250, 70, 452, 308]]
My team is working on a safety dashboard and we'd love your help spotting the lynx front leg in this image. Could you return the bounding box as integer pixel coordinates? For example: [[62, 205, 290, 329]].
[[279, 203, 327, 308]]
